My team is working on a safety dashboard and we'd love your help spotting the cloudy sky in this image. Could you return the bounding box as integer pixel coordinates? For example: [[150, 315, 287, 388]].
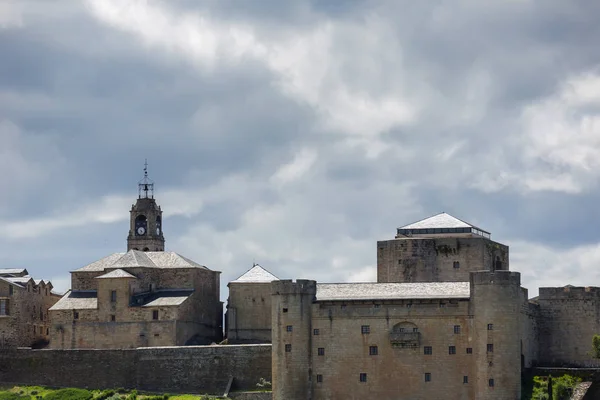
[[1, 0, 600, 299]]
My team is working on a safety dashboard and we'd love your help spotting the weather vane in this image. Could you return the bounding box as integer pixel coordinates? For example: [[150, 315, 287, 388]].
[[138, 159, 154, 199]]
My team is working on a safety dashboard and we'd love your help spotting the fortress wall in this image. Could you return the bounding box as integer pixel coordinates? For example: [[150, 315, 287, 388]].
[[0, 344, 272, 394], [537, 286, 600, 367]]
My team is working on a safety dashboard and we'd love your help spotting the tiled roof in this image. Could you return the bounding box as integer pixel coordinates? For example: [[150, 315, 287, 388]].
[[95, 269, 137, 279], [316, 282, 470, 301], [73, 250, 209, 272], [399, 212, 486, 232], [49, 290, 98, 310], [231, 264, 278, 283]]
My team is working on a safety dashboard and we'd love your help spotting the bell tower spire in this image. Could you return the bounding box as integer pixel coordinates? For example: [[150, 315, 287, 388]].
[[127, 161, 165, 252]]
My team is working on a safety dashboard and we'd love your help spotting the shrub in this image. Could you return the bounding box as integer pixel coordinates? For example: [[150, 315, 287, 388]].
[[44, 389, 93, 400], [93, 391, 114, 400]]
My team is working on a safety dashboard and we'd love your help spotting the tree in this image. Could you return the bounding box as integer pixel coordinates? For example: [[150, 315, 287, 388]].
[[592, 334, 600, 359]]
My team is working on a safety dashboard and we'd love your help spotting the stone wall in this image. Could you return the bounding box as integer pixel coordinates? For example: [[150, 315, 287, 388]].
[[377, 237, 509, 283], [537, 286, 600, 367], [0, 344, 271, 395], [227, 282, 272, 343]]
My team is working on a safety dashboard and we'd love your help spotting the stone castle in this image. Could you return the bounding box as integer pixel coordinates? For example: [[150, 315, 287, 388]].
[[2, 171, 599, 400]]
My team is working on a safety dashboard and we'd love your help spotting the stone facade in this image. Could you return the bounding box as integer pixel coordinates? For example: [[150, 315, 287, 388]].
[[0, 269, 60, 348], [271, 273, 522, 400], [227, 264, 277, 344]]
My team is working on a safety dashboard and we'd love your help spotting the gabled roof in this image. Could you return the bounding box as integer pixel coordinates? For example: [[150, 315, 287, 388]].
[[399, 212, 482, 230], [316, 282, 471, 301], [0, 276, 27, 288], [72, 250, 210, 272], [95, 269, 137, 279], [231, 264, 278, 283], [0, 268, 28, 277]]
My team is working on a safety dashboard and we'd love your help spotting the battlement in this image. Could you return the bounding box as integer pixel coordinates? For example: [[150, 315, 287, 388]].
[[271, 279, 317, 296], [470, 270, 520, 286], [539, 286, 600, 300]]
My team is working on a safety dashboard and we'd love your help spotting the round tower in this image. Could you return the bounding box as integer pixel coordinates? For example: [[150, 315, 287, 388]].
[[271, 279, 317, 400], [470, 270, 522, 400]]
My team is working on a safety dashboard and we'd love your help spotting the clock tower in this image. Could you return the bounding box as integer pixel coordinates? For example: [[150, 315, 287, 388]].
[[126, 162, 165, 252]]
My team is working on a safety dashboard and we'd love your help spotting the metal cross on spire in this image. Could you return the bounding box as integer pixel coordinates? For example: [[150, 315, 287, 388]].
[[138, 159, 154, 199]]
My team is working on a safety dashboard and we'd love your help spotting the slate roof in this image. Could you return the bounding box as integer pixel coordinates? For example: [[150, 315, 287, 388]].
[[72, 250, 209, 272], [132, 289, 194, 307], [0, 268, 28, 276], [141, 295, 191, 307], [95, 269, 137, 279], [399, 212, 485, 231], [231, 264, 278, 283], [49, 290, 98, 310], [315, 282, 470, 301], [0, 276, 26, 288]]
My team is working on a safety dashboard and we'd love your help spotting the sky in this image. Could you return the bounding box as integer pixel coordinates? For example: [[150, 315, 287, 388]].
[[1, 0, 600, 299]]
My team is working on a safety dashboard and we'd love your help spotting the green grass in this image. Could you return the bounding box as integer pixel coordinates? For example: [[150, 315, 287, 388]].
[[0, 388, 226, 400]]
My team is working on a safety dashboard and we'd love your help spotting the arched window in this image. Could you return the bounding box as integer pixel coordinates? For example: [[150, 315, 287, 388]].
[[135, 215, 147, 236], [155, 215, 162, 235]]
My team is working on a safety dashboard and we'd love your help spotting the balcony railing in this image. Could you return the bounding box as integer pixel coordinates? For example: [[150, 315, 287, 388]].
[[389, 331, 420, 348]]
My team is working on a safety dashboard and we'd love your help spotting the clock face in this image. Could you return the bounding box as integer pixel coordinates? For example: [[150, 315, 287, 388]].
[[137, 226, 146, 235]]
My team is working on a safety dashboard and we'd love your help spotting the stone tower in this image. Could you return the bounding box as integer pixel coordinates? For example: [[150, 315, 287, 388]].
[[126, 163, 165, 252], [271, 279, 317, 400], [470, 270, 522, 400]]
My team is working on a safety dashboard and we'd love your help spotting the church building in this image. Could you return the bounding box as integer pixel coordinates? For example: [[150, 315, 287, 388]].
[[49, 167, 223, 349]]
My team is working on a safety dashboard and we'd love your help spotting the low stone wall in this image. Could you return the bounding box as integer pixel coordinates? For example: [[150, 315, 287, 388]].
[[0, 344, 271, 395]]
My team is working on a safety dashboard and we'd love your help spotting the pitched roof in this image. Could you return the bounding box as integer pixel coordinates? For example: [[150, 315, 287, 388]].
[[316, 282, 470, 301], [141, 295, 191, 307], [231, 264, 278, 283], [72, 250, 210, 272], [95, 269, 137, 279], [399, 212, 476, 230], [0, 268, 28, 276], [49, 290, 98, 310]]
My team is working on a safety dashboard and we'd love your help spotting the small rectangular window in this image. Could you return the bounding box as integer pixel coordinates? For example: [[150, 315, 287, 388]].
[[449, 346, 456, 355], [488, 323, 493, 331], [369, 345, 378, 355], [424, 373, 431, 382], [313, 329, 320, 335], [489, 378, 494, 387], [110, 290, 117, 303], [454, 325, 461, 334], [359, 373, 367, 383], [285, 344, 292, 352], [286, 325, 293, 332], [463, 376, 468, 384], [152, 310, 159, 320], [316, 374, 323, 383], [74, 311, 79, 320], [9, 286, 13, 296], [361, 325, 370, 334], [282, 308, 288, 313], [0, 299, 8, 316], [439, 303, 446, 308], [453, 261, 460, 269], [154, 333, 159, 337], [413, 327, 419, 332], [341, 304, 347, 309], [318, 347, 325, 356], [46, 328, 49, 335], [374, 304, 381, 309], [466, 347, 473, 354], [424, 346, 432, 355], [111, 314, 116, 322], [487, 344, 494, 353]]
